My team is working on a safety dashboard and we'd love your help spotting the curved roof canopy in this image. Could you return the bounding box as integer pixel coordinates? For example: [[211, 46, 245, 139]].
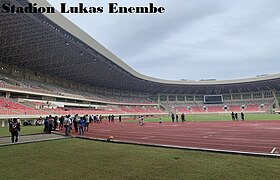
[[1, 0, 280, 95]]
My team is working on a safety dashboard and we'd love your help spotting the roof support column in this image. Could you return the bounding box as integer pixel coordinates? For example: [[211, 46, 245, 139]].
[[272, 91, 279, 108], [1, 120, 5, 128], [276, 99, 279, 108]]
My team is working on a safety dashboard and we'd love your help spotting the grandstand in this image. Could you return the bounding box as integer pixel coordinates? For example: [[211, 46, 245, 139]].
[[0, 0, 280, 127], [164, 99, 274, 114]]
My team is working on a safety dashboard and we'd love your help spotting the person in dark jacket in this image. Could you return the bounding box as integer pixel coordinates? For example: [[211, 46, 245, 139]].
[[241, 112, 245, 121], [9, 118, 21, 143], [44, 116, 49, 133], [171, 114, 175, 122], [235, 113, 238, 121], [181, 113, 185, 123], [231, 112, 235, 121], [48, 116, 54, 134]]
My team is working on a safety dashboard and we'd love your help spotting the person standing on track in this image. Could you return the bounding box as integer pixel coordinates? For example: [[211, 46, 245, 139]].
[[112, 115, 115, 123], [73, 114, 79, 133], [231, 112, 235, 121], [171, 113, 175, 122], [59, 116, 64, 130], [99, 115, 103, 123], [241, 112, 245, 121], [139, 115, 145, 126], [44, 116, 49, 133], [63, 115, 71, 136], [235, 113, 238, 121], [181, 113, 185, 123], [108, 115, 111, 123], [78, 117, 85, 135], [9, 118, 21, 143], [48, 116, 54, 134], [159, 118, 162, 124], [85, 115, 90, 131]]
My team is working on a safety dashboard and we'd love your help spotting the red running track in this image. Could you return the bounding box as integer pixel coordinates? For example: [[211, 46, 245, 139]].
[[69, 121, 280, 155]]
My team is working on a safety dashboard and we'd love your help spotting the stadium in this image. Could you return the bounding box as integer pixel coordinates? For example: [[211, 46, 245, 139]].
[[1, 0, 280, 179]]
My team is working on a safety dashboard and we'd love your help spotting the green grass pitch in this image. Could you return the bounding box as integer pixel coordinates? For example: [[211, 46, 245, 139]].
[[0, 139, 280, 180]]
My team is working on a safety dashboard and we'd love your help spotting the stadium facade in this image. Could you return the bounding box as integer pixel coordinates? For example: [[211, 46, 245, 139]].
[[0, 0, 280, 125]]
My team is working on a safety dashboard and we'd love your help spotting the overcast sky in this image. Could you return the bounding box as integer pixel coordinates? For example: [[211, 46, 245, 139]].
[[47, 0, 280, 81]]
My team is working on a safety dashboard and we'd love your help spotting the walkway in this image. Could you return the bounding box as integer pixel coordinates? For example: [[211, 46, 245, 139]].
[[0, 133, 67, 146]]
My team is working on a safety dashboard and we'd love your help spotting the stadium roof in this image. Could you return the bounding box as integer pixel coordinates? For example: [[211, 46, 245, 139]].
[[1, 0, 280, 95]]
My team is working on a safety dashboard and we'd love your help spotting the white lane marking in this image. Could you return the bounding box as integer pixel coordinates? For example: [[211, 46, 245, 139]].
[[271, 148, 276, 153], [139, 136, 155, 140]]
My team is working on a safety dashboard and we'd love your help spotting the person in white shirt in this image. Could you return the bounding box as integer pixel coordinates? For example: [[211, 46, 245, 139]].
[[63, 115, 71, 136]]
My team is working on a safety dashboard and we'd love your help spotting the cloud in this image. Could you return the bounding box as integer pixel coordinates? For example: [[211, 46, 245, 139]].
[[47, 0, 280, 80]]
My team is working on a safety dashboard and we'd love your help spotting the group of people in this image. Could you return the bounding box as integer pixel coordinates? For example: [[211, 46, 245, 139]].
[[108, 115, 122, 123], [171, 113, 186, 123], [44, 114, 122, 136], [43, 114, 92, 136], [43, 115, 59, 134], [231, 112, 245, 121]]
